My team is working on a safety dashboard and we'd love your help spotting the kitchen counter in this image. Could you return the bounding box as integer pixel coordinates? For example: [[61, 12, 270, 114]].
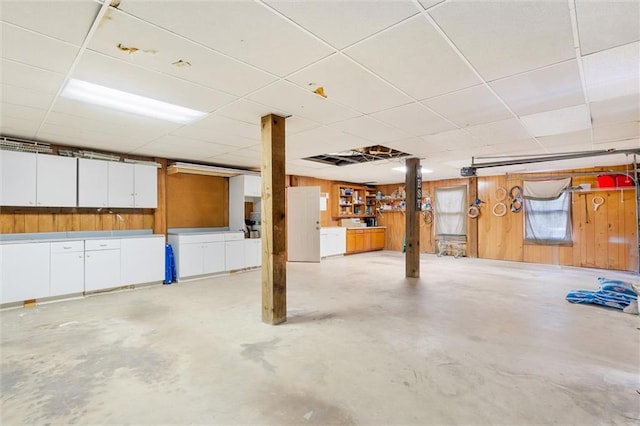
[[0, 230, 160, 245]]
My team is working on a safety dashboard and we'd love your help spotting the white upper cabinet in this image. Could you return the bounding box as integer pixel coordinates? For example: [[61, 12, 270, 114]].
[[243, 175, 261, 197], [133, 164, 158, 208], [36, 154, 77, 207], [0, 151, 77, 207], [108, 162, 135, 208], [78, 158, 108, 207], [0, 150, 37, 206], [108, 162, 157, 208]]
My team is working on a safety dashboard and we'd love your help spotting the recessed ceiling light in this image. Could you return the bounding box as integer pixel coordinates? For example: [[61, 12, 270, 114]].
[[392, 166, 433, 174], [61, 78, 207, 124]]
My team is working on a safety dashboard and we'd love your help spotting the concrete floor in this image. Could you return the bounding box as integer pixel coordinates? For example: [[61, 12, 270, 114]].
[[1, 251, 639, 425]]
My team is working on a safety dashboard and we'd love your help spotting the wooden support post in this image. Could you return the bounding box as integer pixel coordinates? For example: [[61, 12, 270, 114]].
[[153, 158, 168, 238], [467, 177, 479, 258], [405, 158, 420, 278], [261, 114, 287, 325]]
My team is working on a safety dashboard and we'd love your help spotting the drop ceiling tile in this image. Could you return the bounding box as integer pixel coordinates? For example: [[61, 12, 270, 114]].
[[593, 138, 639, 150], [1, 103, 47, 123], [419, 1, 445, 10], [265, 1, 419, 49], [0, 0, 99, 46], [0, 116, 40, 138], [202, 153, 260, 168], [216, 99, 288, 125], [429, 1, 575, 80], [0, 22, 79, 74], [119, 1, 333, 76], [1, 84, 55, 110], [489, 60, 585, 116], [287, 54, 412, 114], [286, 126, 370, 158], [86, 8, 277, 97], [331, 116, 409, 144], [370, 103, 456, 137], [1, 59, 65, 94], [520, 104, 591, 137], [465, 118, 532, 144], [422, 85, 511, 127], [536, 129, 592, 150], [287, 158, 335, 170], [286, 116, 322, 135], [575, 0, 640, 55], [590, 94, 640, 127], [476, 138, 546, 156], [37, 126, 147, 153], [592, 122, 640, 144], [138, 135, 237, 157], [72, 51, 237, 113], [583, 42, 640, 102], [171, 125, 257, 149], [192, 115, 261, 141], [386, 137, 445, 157], [247, 81, 361, 124], [345, 16, 480, 100]]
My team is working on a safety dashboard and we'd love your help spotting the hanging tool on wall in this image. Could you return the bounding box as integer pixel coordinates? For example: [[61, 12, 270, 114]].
[[422, 195, 433, 225], [467, 198, 484, 218], [592, 195, 605, 211], [509, 185, 523, 213]]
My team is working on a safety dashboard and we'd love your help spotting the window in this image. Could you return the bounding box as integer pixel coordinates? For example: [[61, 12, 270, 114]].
[[524, 179, 572, 244], [435, 186, 467, 237]]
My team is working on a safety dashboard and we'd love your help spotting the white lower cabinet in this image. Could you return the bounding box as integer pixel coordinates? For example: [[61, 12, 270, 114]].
[[320, 227, 347, 258], [84, 240, 121, 292], [121, 236, 164, 285], [225, 233, 245, 271], [0, 242, 50, 304], [50, 241, 84, 297], [245, 239, 261, 268], [203, 242, 225, 274]]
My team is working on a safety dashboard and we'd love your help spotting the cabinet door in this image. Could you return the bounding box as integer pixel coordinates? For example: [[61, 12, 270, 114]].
[[0, 242, 50, 303], [225, 240, 245, 271], [244, 175, 261, 197], [121, 237, 164, 285], [244, 239, 261, 268], [178, 243, 204, 278], [108, 162, 134, 208], [354, 230, 365, 252], [0, 150, 37, 206], [78, 158, 108, 207], [320, 232, 329, 257], [133, 164, 157, 208], [51, 251, 84, 297], [363, 231, 372, 251], [85, 249, 121, 291], [203, 242, 225, 274], [346, 231, 356, 254], [36, 154, 77, 207], [372, 230, 385, 250]]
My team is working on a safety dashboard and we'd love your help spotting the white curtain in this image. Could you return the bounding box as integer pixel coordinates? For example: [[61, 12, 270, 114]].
[[435, 186, 467, 237], [523, 178, 571, 200], [524, 179, 572, 243]]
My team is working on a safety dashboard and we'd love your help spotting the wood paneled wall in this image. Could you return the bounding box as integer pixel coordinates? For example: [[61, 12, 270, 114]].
[[380, 165, 638, 272], [166, 173, 228, 228]]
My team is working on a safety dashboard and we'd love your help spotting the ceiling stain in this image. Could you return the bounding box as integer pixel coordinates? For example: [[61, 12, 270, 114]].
[[172, 60, 192, 68], [313, 86, 327, 98], [116, 43, 158, 56], [110, 0, 121, 8]]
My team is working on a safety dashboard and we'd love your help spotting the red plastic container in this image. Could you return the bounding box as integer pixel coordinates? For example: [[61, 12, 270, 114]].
[[615, 174, 634, 187], [596, 175, 615, 188]]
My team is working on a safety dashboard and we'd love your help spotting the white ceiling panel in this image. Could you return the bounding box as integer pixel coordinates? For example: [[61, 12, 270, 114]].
[[418, 1, 445, 10], [0, 0, 99, 46], [592, 122, 640, 144], [86, 8, 277, 97], [575, 0, 640, 55], [203, 152, 260, 168], [489, 60, 585, 116], [386, 137, 447, 158], [590, 94, 640, 127], [118, 1, 333, 77], [346, 16, 480, 100], [247, 81, 361, 124], [583, 42, 640, 102], [286, 126, 370, 158], [216, 99, 287, 125], [331, 116, 409, 144], [1, 59, 65, 95], [265, 1, 419, 49], [72, 51, 237, 113], [520, 104, 591, 138], [422, 85, 511, 127], [0, 116, 40, 138], [287, 158, 335, 170], [285, 116, 322, 136], [1, 84, 56, 110], [0, 23, 79, 74], [170, 126, 257, 150], [370, 102, 456, 137], [465, 118, 533, 145], [536, 129, 592, 150], [134, 135, 237, 159], [593, 139, 639, 150], [192, 115, 261, 141], [429, 1, 575, 80], [1, 103, 47, 122], [37, 125, 149, 153], [476, 138, 546, 157], [287, 54, 412, 114]]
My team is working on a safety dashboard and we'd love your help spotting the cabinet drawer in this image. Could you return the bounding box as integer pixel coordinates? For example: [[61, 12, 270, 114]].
[[50, 241, 84, 253], [85, 239, 120, 250], [224, 232, 244, 241], [178, 233, 225, 244]]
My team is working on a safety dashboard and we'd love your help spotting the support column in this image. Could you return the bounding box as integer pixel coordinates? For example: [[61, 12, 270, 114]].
[[405, 158, 420, 278], [153, 158, 168, 238], [261, 114, 287, 325], [467, 177, 479, 258]]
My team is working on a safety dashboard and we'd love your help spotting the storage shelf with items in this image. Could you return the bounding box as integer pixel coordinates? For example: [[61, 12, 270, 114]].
[[376, 186, 406, 213], [332, 184, 375, 218]]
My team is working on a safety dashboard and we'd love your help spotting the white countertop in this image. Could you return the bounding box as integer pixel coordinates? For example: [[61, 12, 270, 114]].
[[0, 233, 164, 245]]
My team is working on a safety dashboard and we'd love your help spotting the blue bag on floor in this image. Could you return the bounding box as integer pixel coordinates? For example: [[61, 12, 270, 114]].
[[164, 243, 177, 284]]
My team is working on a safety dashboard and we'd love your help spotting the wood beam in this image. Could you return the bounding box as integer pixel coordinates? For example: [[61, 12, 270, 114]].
[[153, 158, 168, 238], [405, 158, 420, 278], [261, 114, 287, 325], [467, 177, 479, 258]]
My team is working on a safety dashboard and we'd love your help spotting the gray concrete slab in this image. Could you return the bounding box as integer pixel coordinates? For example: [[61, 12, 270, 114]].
[[1, 252, 639, 425]]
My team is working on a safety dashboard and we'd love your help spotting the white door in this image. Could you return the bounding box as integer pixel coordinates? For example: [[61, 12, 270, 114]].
[[287, 186, 321, 262]]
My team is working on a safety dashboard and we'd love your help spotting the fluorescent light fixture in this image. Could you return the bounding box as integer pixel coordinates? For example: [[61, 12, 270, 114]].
[[392, 166, 433, 174], [167, 162, 259, 177], [61, 79, 207, 124]]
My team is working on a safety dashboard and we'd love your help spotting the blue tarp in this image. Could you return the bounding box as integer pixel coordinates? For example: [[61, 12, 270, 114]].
[[566, 277, 637, 310]]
